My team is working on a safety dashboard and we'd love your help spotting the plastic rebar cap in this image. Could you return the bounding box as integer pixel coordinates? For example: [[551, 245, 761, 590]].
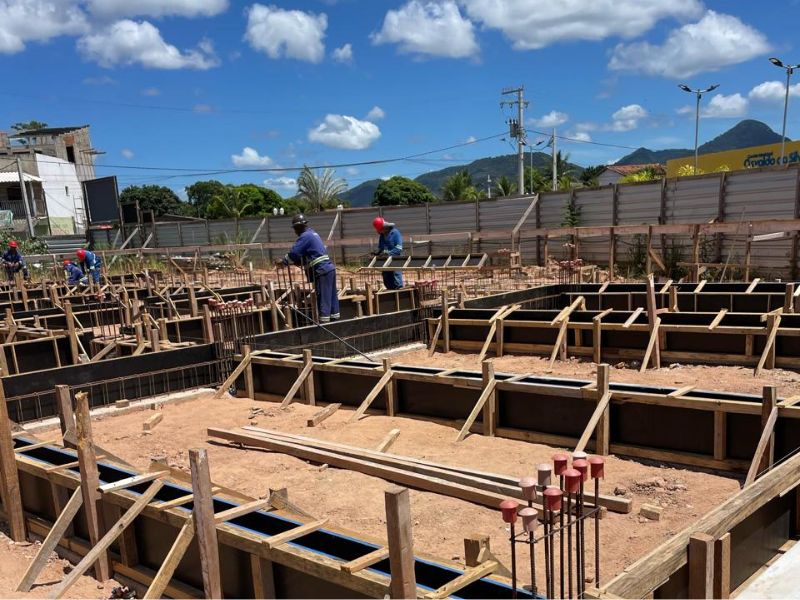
[[543, 486, 563, 511], [519, 477, 537, 501], [499, 499, 519, 524], [519, 507, 538, 533], [572, 458, 589, 482], [552, 453, 569, 476], [537, 463, 552, 487], [588, 456, 605, 479], [572, 450, 588, 461], [563, 468, 582, 494]]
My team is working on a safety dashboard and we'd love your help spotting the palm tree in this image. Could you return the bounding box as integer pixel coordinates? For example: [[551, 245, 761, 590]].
[[209, 186, 253, 241], [494, 175, 517, 197], [442, 170, 478, 202], [524, 166, 548, 194], [544, 150, 575, 186], [297, 166, 347, 211]]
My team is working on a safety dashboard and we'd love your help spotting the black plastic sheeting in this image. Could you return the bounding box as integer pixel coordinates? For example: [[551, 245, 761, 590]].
[[12, 438, 532, 599]]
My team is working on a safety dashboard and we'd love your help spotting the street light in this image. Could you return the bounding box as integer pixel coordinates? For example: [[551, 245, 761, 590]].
[[678, 83, 719, 174], [769, 57, 800, 165]]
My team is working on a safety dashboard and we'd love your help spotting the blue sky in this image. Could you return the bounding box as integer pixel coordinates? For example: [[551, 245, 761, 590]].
[[2, 0, 799, 197]]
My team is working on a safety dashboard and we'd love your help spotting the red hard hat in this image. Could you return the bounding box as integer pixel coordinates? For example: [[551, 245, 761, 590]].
[[63, 259, 70, 267], [76, 249, 86, 260], [372, 217, 385, 233], [8, 240, 17, 248]]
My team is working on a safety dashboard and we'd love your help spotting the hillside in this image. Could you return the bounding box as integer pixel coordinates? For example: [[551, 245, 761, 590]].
[[616, 119, 787, 165], [341, 179, 382, 207]]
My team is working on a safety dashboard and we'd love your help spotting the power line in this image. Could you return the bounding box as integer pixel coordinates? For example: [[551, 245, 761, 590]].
[[528, 129, 639, 150]]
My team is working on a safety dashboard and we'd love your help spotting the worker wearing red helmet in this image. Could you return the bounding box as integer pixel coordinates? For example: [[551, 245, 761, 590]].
[[63, 259, 87, 286], [372, 217, 404, 289], [2, 240, 29, 281], [75, 248, 102, 284]]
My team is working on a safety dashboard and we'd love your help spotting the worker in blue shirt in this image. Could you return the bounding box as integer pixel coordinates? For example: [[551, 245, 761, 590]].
[[372, 217, 404, 290], [277, 214, 340, 323], [63, 260, 87, 286], [76, 248, 102, 284], [2, 240, 29, 281]]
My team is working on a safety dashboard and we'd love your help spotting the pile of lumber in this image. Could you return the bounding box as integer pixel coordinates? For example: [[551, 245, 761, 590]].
[[208, 426, 631, 514]]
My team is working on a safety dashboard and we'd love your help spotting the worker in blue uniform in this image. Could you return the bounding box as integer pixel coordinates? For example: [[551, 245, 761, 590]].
[[278, 214, 340, 323], [76, 248, 102, 284], [63, 260, 87, 286], [2, 240, 29, 281], [373, 217, 404, 290]]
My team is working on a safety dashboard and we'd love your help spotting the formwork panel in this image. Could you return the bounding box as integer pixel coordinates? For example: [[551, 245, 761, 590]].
[[498, 389, 593, 438], [396, 379, 481, 422], [612, 403, 714, 455]]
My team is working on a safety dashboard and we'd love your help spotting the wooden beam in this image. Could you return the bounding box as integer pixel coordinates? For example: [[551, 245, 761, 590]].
[[302, 349, 316, 407], [428, 307, 454, 356], [755, 314, 782, 376], [0, 379, 25, 543], [385, 486, 417, 599], [280, 359, 314, 409], [425, 560, 498, 599], [477, 321, 497, 363], [639, 316, 661, 372], [341, 547, 390, 574], [714, 411, 727, 461], [16, 487, 83, 592], [263, 519, 328, 549], [375, 429, 401, 453], [143, 412, 163, 432], [349, 368, 393, 423], [548, 319, 569, 369], [713, 533, 731, 599], [622, 307, 643, 328], [456, 376, 498, 442], [481, 361, 497, 437], [576, 364, 611, 454], [745, 386, 779, 486], [688, 533, 714, 599], [214, 498, 270, 524], [645, 275, 661, 369], [189, 448, 222, 599], [708, 309, 728, 331], [441, 290, 450, 353], [99, 471, 166, 494], [746, 278, 761, 294], [213, 352, 253, 399], [668, 385, 696, 398], [143, 516, 195, 600], [49, 480, 165, 599], [551, 296, 585, 326], [307, 403, 341, 427]]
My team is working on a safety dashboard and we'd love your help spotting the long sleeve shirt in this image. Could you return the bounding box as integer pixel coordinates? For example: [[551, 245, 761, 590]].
[[65, 263, 85, 284], [378, 227, 403, 256], [283, 229, 334, 276], [1, 250, 24, 267]]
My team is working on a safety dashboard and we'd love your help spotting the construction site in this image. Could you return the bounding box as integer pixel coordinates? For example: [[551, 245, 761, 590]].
[[0, 162, 799, 600]]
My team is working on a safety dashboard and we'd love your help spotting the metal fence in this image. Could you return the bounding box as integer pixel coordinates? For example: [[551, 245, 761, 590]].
[[91, 165, 800, 276]]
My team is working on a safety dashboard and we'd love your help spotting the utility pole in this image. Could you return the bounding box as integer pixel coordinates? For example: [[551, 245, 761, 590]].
[[486, 175, 492, 199], [501, 86, 528, 196], [15, 157, 35, 237], [551, 128, 558, 191]]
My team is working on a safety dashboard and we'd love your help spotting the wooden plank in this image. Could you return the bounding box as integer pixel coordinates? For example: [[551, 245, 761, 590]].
[[481, 361, 497, 437], [213, 352, 253, 399], [428, 307, 454, 356], [714, 411, 727, 461], [143, 412, 163, 432], [189, 448, 222, 599], [341, 547, 390, 574], [16, 487, 83, 592], [349, 369, 393, 423], [49, 480, 165, 599], [455, 378, 498, 442], [280, 360, 314, 409], [99, 471, 165, 493], [622, 307, 643, 328], [708, 309, 728, 331], [250, 554, 277, 599], [263, 519, 328, 549], [302, 349, 316, 407], [441, 290, 450, 353], [550, 296, 585, 325], [575, 392, 612, 454], [0, 380, 25, 543], [688, 533, 714, 599], [745, 387, 779, 486], [214, 498, 270, 523], [668, 385, 696, 398], [713, 533, 731, 599], [385, 486, 417, 599], [375, 429, 401, 453], [755, 314, 781, 376], [143, 514, 195, 599], [74, 390, 110, 580], [745, 278, 760, 293], [425, 560, 498, 599], [477, 321, 497, 362], [548, 319, 569, 368], [645, 275, 661, 369], [639, 317, 661, 372], [307, 403, 341, 427]]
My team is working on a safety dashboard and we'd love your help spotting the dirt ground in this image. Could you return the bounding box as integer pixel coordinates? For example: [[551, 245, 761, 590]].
[[30, 354, 757, 590]]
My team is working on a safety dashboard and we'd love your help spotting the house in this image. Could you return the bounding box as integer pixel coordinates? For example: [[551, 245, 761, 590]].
[[597, 164, 664, 186], [2, 125, 98, 182]]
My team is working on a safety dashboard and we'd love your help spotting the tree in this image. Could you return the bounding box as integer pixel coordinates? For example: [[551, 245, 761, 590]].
[[544, 150, 575, 185], [619, 166, 664, 184], [120, 185, 182, 217], [441, 170, 478, 202], [11, 120, 48, 132], [207, 186, 254, 240], [494, 175, 517, 197], [580, 165, 605, 188], [297, 166, 347, 211], [524, 166, 549, 194], [185, 180, 226, 217], [372, 176, 437, 206]]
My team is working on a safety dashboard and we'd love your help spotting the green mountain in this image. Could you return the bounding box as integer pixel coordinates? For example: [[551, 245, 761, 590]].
[[616, 119, 787, 165], [341, 152, 582, 207]]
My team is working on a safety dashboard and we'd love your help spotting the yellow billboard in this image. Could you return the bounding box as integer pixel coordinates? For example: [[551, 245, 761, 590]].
[[665, 140, 800, 177]]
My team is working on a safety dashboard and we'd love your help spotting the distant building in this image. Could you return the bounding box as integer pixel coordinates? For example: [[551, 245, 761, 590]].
[[2, 125, 97, 182], [597, 164, 664, 186], [666, 140, 800, 177]]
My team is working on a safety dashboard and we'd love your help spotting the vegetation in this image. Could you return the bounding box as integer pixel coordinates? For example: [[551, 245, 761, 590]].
[[619, 166, 664, 184], [524, 166, 549, 194], [10, 120, 48, 132], [120, 185, 183, 217], [185, 180, 226, 217], [297, 166, 348, 211], [580, 165, 604, 188], [494, 175, 517, 197], [562, 198, 581, 227], [441, 170, 479, 201], [372, 176, 437, 206]]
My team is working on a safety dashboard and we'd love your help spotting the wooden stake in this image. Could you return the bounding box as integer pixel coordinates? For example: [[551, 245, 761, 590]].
[[64, 301, 80, 364], [713, 533, 731, 599], [745, 386, 778, 486], [55, 384, 76, 449], [280, 359, 314, 408], [640, 317, 661, 372], [302, 349, 315, 406], [383, 357, 398, 417], [456, 366, 497, 442], [688, 533, 714, 599], [189, 448, 222, 600], [144, 516, 195, 599], [250, 553, 277, 599], [385, 486, 417, 599], [307, 403, 341, 427], [441, 290, 450, 353], [645, 275, 661, 369], [481, 361, 496, 437], [755, 314, 781, 376], [350, 367, 393, 422], [214, 352, 253, 399]]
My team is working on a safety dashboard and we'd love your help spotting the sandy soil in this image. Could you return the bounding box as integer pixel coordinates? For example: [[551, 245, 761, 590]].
[[34, 379, 743, 589]]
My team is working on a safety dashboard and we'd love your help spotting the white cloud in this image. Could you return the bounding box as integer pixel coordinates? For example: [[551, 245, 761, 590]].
[[346, 167, 359, 176], [610, 104, 647, 131], [568, 131, 592, 142], [529, 110, 568, 128], [702, 93, 749, 118], [77, 20, 219, 69], [121, 148, 135, 159], [0, 0, 88, 54], [232, 147, 273, 167], [749, 80, 800, 103], [141, 86, 160, 96], [308, 114, 381, 150], [332, 43, 353, 63], [372, 0, 478, 59], [264, 176, 297, 190], [245, 4, 327, 63], [365, 106, 385, 121], [193, 103, 214, 113], [465, 135, 477, 143], [86, 0, 228, 19], [608, 11, 770, 79], [460, 0, 702, 50]]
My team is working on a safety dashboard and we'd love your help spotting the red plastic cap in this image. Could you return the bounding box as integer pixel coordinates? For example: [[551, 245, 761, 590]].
[[499, 499, 519, 524], [543, 486, 563, 511], [372, 217, 385, 233], [563, 468, 582, 494], [518, 507, 538, 533], [519, 477, 536, 501], [588, 456, 605, 479], [552, 453, 569, 476], [572, 458, 589, 482]]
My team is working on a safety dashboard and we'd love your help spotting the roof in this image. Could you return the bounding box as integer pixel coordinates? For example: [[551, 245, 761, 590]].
[[0, 172, 43, 183], [9, 126, 89, 138], [602, 164, 665, 176]]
